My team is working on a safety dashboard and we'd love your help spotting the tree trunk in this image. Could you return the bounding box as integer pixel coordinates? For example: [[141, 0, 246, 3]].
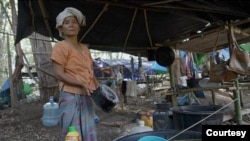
[[29, 33, 59, 102], [9, 0, 23, 106]]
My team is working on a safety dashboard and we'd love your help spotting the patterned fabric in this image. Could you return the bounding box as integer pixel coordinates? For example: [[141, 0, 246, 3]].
[[59, 91, 97, 141], [185, 53, 193, 79]]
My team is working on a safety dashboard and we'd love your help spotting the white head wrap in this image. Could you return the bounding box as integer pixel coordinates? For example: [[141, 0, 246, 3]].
[[56, 7, 86, 38]]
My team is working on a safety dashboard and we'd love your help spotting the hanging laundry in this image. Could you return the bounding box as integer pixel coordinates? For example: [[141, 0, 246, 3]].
[[185, 53, 194, 79]]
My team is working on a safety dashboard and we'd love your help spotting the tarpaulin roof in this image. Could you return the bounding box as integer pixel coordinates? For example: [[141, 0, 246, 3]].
[[15, 0, 250, 57]]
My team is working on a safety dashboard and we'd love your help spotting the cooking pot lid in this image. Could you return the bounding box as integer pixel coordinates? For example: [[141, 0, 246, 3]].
[[155, 47, 175, 67]]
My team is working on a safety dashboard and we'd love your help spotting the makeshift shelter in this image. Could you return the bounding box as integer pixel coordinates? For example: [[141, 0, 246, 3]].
[[94, 57, 112, 78], [93, 58, 164, 79], [14, 0, 250, 126], [15, 0, 250, 56]]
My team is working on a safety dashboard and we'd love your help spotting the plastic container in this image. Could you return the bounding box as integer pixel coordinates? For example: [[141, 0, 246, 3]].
[[138, 135, 167, 141], [171, 105, 224, 131], [153, 109, 174, 131], [141, 112, 153, 128], [42, 96, 59, 126], [155, 100, 172, 110], [113, 130, 201, 141], [65, 126, 81, 141], [130, 120, 153, 134], [153, 100, 174, 131]]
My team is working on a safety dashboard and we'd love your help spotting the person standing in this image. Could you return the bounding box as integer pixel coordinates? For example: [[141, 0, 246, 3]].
[[116, 66, 123, 94], [50, 7, 99, 141]]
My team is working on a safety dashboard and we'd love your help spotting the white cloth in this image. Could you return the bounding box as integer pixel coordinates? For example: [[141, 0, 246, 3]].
[[56, 7, 86, 37], [116, 72, 123, 83], [179, 76, 188, 86], [125, 80, 137, 97]]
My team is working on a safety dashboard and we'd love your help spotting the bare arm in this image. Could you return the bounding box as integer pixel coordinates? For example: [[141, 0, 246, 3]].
[[53, 62, 92, 96]]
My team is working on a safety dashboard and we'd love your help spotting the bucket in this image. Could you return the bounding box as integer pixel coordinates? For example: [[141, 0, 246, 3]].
[[171, 105, 224, 131], [155, 100, 172, 110], [153, 100, 174, 130], [112, 130, 201, 141], [153, 109, 174, 131]]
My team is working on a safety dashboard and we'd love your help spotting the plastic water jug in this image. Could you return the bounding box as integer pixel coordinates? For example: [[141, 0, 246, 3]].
[[65, 126, 81, 141], [42, 96, 59, 126]]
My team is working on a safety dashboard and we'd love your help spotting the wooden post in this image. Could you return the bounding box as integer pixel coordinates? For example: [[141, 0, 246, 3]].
[[169, 64, 177, 107], [233, 79, 242, 125], [169, 50, 181, 107], [130, 56, 134, 80], [211, 90, 216, 105]]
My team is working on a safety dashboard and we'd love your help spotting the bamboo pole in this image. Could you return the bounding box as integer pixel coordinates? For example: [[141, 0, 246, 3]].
[[80, 3, 109, 42], [123, 8, 137, 51], [143, 10, 153, 47], [38, 0, 54, 41], [169, 63, 177, 107], [7, 34, 16, 108]]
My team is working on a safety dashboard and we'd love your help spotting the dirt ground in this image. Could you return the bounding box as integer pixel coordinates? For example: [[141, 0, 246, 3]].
[[0, 88, 250, 141]]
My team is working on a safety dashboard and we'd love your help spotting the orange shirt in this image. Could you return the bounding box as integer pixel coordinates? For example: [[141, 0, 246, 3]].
[[50, 40, 97, 94]]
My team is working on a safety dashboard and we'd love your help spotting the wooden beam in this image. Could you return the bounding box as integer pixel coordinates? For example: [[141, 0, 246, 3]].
[[89, 0, 249, 17], [144, 10, 153, 47], [80, 3, 109, 42], [123, 8, 137, 51], [171, 19, 250, 53], [87, 0, 208, 23]]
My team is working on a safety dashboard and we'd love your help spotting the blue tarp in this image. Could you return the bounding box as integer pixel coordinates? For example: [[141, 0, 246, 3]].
[[1, 79, 10, 91], [151, 61, 167, 72], [0, 79, 11, 109], [0, 79, 33, 109], [94, 58, 167, 79]]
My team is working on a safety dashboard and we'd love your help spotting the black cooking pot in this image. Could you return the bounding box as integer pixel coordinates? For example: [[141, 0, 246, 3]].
[[91, 84, 119, 113], [155, 47, 175, 67]]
